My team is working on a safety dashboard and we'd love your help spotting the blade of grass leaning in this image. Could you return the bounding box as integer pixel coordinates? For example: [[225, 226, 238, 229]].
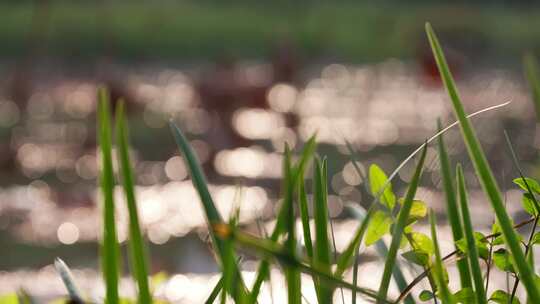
[[98, 89, 120, 304], [54, 258, 84, 303], [344, 141, 415, 304], [429, 209, 453, 304], [214, 223, 393, 303], [377, 144, 427, 303], [169, 121, 247, 300], [426, 22, 540, 301], [524, 53, 540, 122], [298, 171, 313, 259], [313, 157, 333, 303], [283, 145, 301, 304], [248, 136, 316, 303], [334, 205, 375, 278], [456, 165, 487, 304], [205, 276, 224, 304], [115, 101, 152, 304], [436, 120, 472, 289]]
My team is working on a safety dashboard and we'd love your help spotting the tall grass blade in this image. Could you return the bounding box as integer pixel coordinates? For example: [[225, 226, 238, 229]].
[[97, 89, 120, 304], [377, 144, 427, 303], [115, 101, 152, 304], [426, 22, 540, 301], [248, 137, 316, 303], [456, 165, 487, 304], [524, 53, 540, 122], [298, 172, 313, 258], [54, 258, 84, 303], [436, 120, 471, 289], [313, 157, 333, 302], [169, 121, 247, 300], [429, 210, 453, 304], [283, 146, 301, 304]]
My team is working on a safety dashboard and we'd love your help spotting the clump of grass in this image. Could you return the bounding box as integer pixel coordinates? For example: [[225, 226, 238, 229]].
[[36, 23, 540, 304]]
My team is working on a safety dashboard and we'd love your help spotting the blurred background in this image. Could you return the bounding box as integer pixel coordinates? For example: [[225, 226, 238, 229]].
[[1, 0, 540, 302]]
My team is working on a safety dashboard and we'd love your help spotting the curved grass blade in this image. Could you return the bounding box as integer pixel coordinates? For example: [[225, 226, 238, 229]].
[[115, 101, 152, 304], [313, 157, 333, 303], [426, 22, 540, 301], [524, 53, 540, 122], [456, 165, 487, 304], [429, 210, 454, 304], [377, 144, 427, 303], [437, 120, 471, 289], [169, 122, 247, 300], [98, 89, 120, 304], [54, 258, 84, 303]]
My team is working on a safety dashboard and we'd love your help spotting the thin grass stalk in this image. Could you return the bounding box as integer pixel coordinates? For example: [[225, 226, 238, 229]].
[[425, 22, 540, 301], [205, 277, 224, 304], [436, 121, 472, 289], [298, 171, 313, 258], [115, 101, 152, 304], [429, 210, 453, 304], [284, 146, 301, 304], [456, 165, 487, 304], [313, 158, 333, 302], [377, 145, 427, 303], [97, 90, 120, 304]]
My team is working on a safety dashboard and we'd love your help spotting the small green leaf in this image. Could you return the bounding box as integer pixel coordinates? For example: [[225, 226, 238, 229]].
[[489, 290, 520, 304], [409, 232, 434, 255], [453, 287, 474, 304], [522, 193, 539, 216], [365, 210, 392, 246], [369, 164, 396, 210], [513, 177, 540, 194], [493, 248, 515, 273], [532, 232, 540, 246], [402, 250, 430, 266], [419, 290, 434, 301], [456, 232, 489, 260]]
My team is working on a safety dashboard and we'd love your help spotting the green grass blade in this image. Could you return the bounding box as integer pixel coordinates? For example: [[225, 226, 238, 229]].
[[298, 172, 313, 259], [115, 101, 152, 304], [169, 122, 247, 300], [334, 205, 374, 278], [426, 22, 540, 301], [98, 89, 120, 304], [248, 137, 317, 303], [54, 258, 84, 303], [313, 157, 333, 302], [205, 276, 224, 304], [283, 146, 301, 304], [377, 144, 427, 303], [429, 209, 453, 304], [436, 120, 472, 289], [524, 53, 540, 122], [456, 165, 487, 304]]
